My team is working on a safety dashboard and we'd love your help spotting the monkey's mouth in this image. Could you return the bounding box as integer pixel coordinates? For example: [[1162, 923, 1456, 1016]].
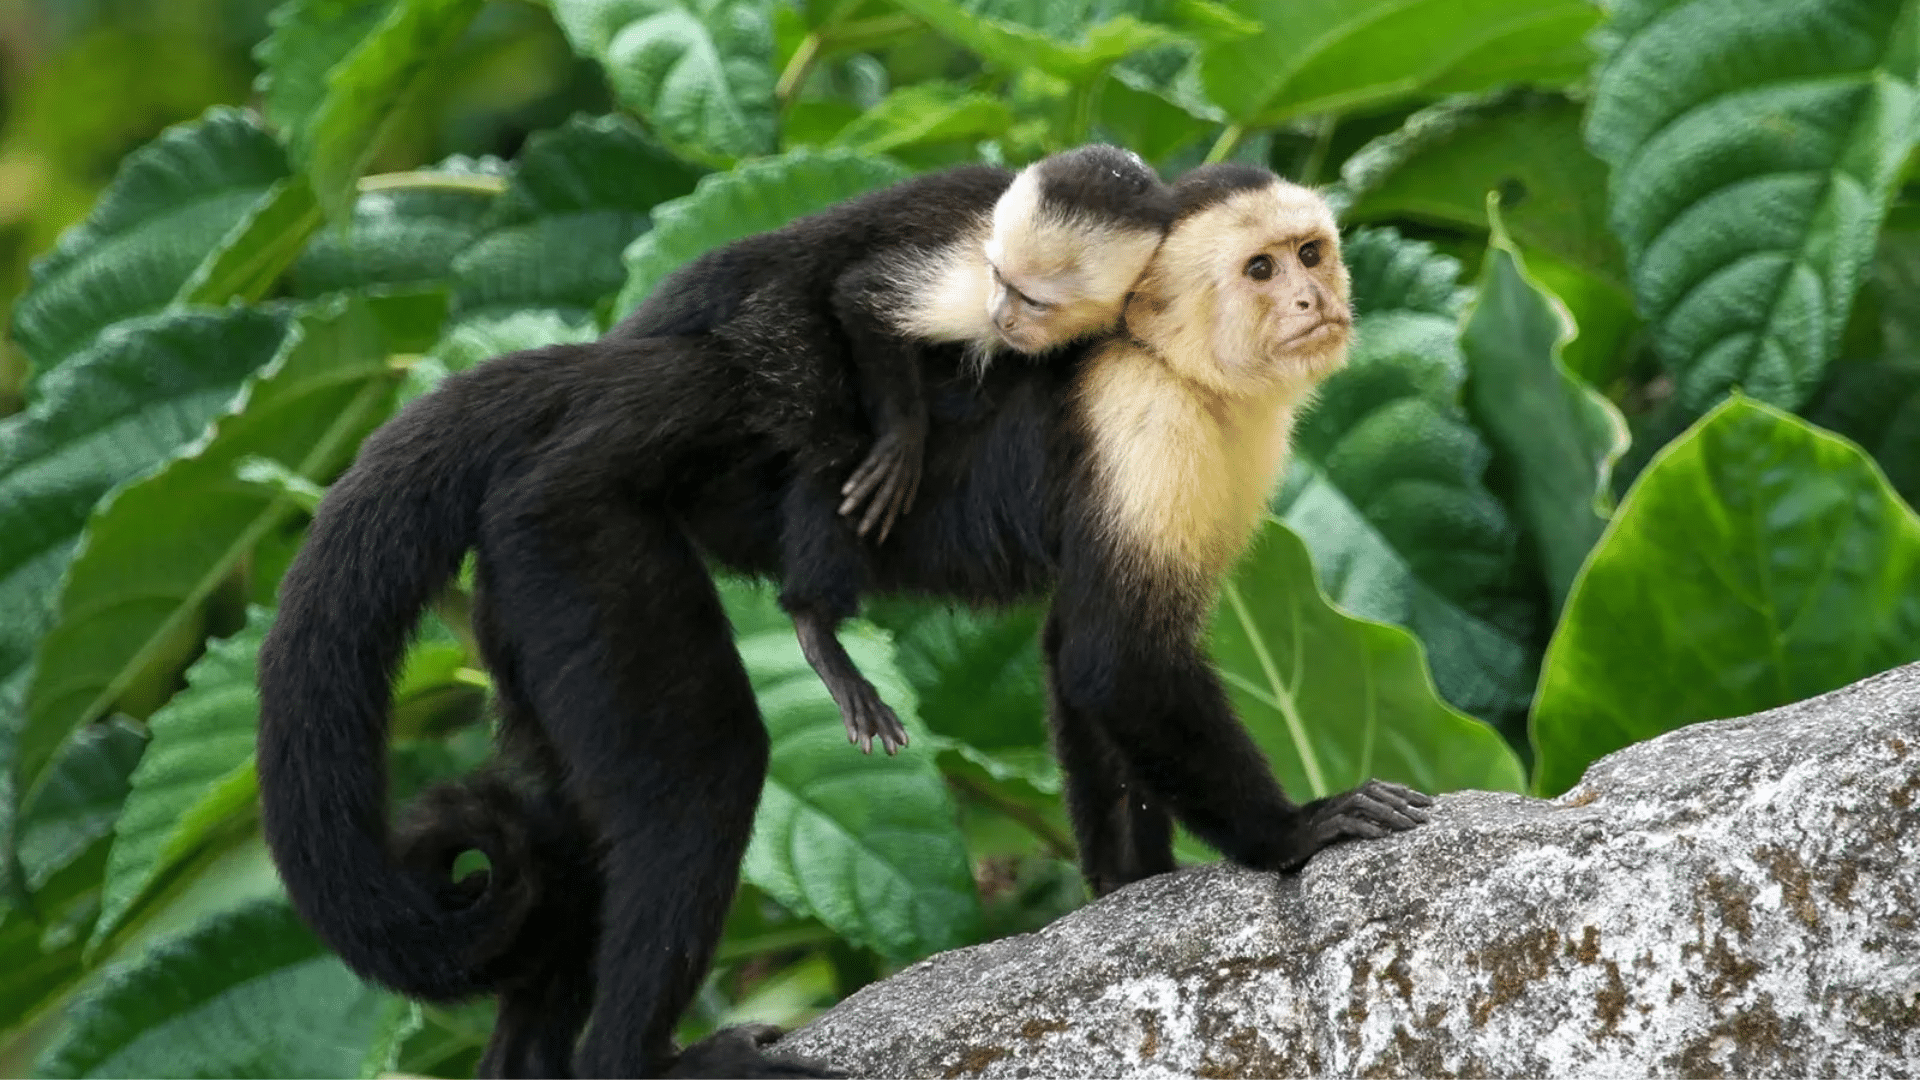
[[1280, 318, 1351, 349]]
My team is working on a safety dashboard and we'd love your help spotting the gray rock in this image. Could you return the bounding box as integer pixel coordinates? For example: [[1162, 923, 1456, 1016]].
[[780, 664, 1920, 1077]]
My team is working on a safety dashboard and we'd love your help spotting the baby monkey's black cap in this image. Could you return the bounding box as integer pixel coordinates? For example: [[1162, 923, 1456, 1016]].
[[1036, 144, 1175, 232]]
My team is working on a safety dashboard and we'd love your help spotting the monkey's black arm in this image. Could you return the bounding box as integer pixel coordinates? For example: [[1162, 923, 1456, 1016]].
[[1046, 562, 1432, 873], [830, 263, 929, 544]]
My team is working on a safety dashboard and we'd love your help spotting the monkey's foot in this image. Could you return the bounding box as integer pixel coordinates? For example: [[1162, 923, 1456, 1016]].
[[666, 1024, 843, 1078], [832, 668, 909, 756], [1284, 779, 1434, 868], [838, 428, 924, 543]]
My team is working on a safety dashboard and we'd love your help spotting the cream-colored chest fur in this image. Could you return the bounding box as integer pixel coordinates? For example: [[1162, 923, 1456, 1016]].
[[1078, 341, 1301, 588]]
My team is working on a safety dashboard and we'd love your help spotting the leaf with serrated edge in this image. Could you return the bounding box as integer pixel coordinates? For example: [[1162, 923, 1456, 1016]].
[[1587, 0, 1920, 412], [889, 0, 1183, 81], [20, 298, 398, 811], [35, 899, 400, 1080], [90, 611, 270, 952], [1461, 203, 1629, 612], [723, 582, 981, 962], [549, 0, 778, 165], [0, 307, 290, 775], [617, 149, 908, 318], [1211, 518, 1524, 800], [10, 108, 288, 378], [1530, 396, 1920, 795]]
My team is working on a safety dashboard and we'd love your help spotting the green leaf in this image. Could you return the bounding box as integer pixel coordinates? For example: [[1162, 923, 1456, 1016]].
[[258, 0, 488, 218], [19, 298, 398, 811], [828, 83, 1014, 155], [0, 308, 291, 731], [863, 600, 1048, 753], [723, 583, 982, 962], [1586, 0, 1920, 412], [91, 613, 269, 952], [1211, 518, 1525, 800], [1531, 396, 1920, 796], [616, 148, 909, 318], [177, 177, 327, 307], [1461, 207, 1629, 612], [1279, 228, 1539, 730], [287, 162, 504, 299], [456, 114, 703, 325], [15, 718, 147, 895], [549, 0, 778, 165], [10, 109, 288, 379], [1805, 358, 1920, 508], [1199, 0, 1599, 131], [888, 0, 1185, 82], [35, 899, 400, 1079]]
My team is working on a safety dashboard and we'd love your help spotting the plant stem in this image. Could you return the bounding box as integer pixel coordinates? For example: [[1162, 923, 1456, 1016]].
[[945, 772, 1075, 860], [1298, 113, 1337, 187], [776, 31, 825, 107], [359, 170, 508, 196], [714, 923, 842, 963], [1204, 123, 1245, 164]]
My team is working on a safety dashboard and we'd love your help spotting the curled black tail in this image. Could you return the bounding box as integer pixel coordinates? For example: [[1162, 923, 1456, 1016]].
[[256, 353, 575, 1000]]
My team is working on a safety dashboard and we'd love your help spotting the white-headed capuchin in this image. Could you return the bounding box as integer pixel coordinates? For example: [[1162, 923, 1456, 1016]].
[[255, 162, 1431, 1079], [627, 145, 1172, 757]]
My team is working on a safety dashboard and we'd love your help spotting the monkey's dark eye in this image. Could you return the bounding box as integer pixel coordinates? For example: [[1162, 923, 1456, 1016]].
[[1299, 241, 1322, 268], [1245, 255, 1274, 281]]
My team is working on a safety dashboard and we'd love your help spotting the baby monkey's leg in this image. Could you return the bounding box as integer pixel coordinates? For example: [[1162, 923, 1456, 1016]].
[[831, 264, 928, 544]]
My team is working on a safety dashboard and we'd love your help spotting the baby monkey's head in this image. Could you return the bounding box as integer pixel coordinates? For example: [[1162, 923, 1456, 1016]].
[[984, 145, 1174, 353], [1127, 163, 1351, 397]]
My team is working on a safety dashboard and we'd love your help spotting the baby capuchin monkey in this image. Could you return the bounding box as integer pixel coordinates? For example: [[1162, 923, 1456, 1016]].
[[628, 145, 1173, 757]]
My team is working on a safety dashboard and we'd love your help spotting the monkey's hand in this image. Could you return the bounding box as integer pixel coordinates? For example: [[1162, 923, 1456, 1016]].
[[793, 609, 911, 755], [838, 423, 925, 544], [667, 1024, 844, 1078], [1278, 779, 1433, 870]]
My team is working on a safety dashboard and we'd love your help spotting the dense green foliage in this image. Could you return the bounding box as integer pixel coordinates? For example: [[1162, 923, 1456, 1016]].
[[1, 0, 1916, 1073]]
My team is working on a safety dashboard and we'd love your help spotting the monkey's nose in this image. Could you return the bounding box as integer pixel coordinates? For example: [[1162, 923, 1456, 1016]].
[[1294, 296, 1314, 312]]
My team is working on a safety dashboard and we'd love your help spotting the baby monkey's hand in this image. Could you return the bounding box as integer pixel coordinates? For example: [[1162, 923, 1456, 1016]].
[[838, 423, 925, 543]]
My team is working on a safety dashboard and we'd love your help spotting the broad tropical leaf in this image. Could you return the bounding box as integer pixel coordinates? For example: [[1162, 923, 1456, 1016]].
[[1212, 518, 1526, 799], [36, 900, 403, 1079], [91, 613, 270, 951], [1200, 0, 1599, 133], [888, 0, 1183, 82], [0, 308, 290, 766], [549, 0, 779, 165], [288, 160, 505, 299], [1587, 0, 1920, 412], [21, 297, 404, 809], [9, 109, 288, 379], [1278, 228, 1538, 730], [616, 148, 908, 317], [257, 0, 488, 217], [1531, 396, 1920, 795], [1461, 210, 1629, 611], [724, 583, 981, 962]]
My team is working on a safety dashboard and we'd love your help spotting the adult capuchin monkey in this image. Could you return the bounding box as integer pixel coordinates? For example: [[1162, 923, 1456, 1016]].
[[256, 162, 1433, 1079], [628, 144, 1173, 757]]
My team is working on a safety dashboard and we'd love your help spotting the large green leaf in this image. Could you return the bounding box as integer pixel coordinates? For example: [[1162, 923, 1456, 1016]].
[[177, 178, 327, 308], [1199, 0, 1599, 132], [454, 114, 703, 326], [19, 297, 406, 809], [888, 0, 1183, 83], [1461, 210, 1629, 613], [257, 0, 488, 218], [0, 308, 290, 737], [1211, 518, 1525, 800], [615, 148, 909, 318], [1339, 91, 1639, 384], [549, 0, 779, 165], [827, 83, 1014, 156], [9, 109, 288, 380], [36, 899, 402, 1079], [91, 613, 270, 952], [863, 600, 1047, 753], [723, 583, 981, 963], [1806, 357, 1920, 508], [1278, 228, 1538, 731], [15, 718, 147, 897], [1587, 0, 1920, 413], [1531, 396, 1920, 796]]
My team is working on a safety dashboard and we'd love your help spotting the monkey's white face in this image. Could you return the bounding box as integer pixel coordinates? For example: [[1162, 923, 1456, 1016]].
[[1132, 180, 1351, 397], [983, 167, 1162, 355]]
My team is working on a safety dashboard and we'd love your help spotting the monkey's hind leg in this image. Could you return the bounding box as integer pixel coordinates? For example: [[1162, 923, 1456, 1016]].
[[483, 492, 838, 1078]]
